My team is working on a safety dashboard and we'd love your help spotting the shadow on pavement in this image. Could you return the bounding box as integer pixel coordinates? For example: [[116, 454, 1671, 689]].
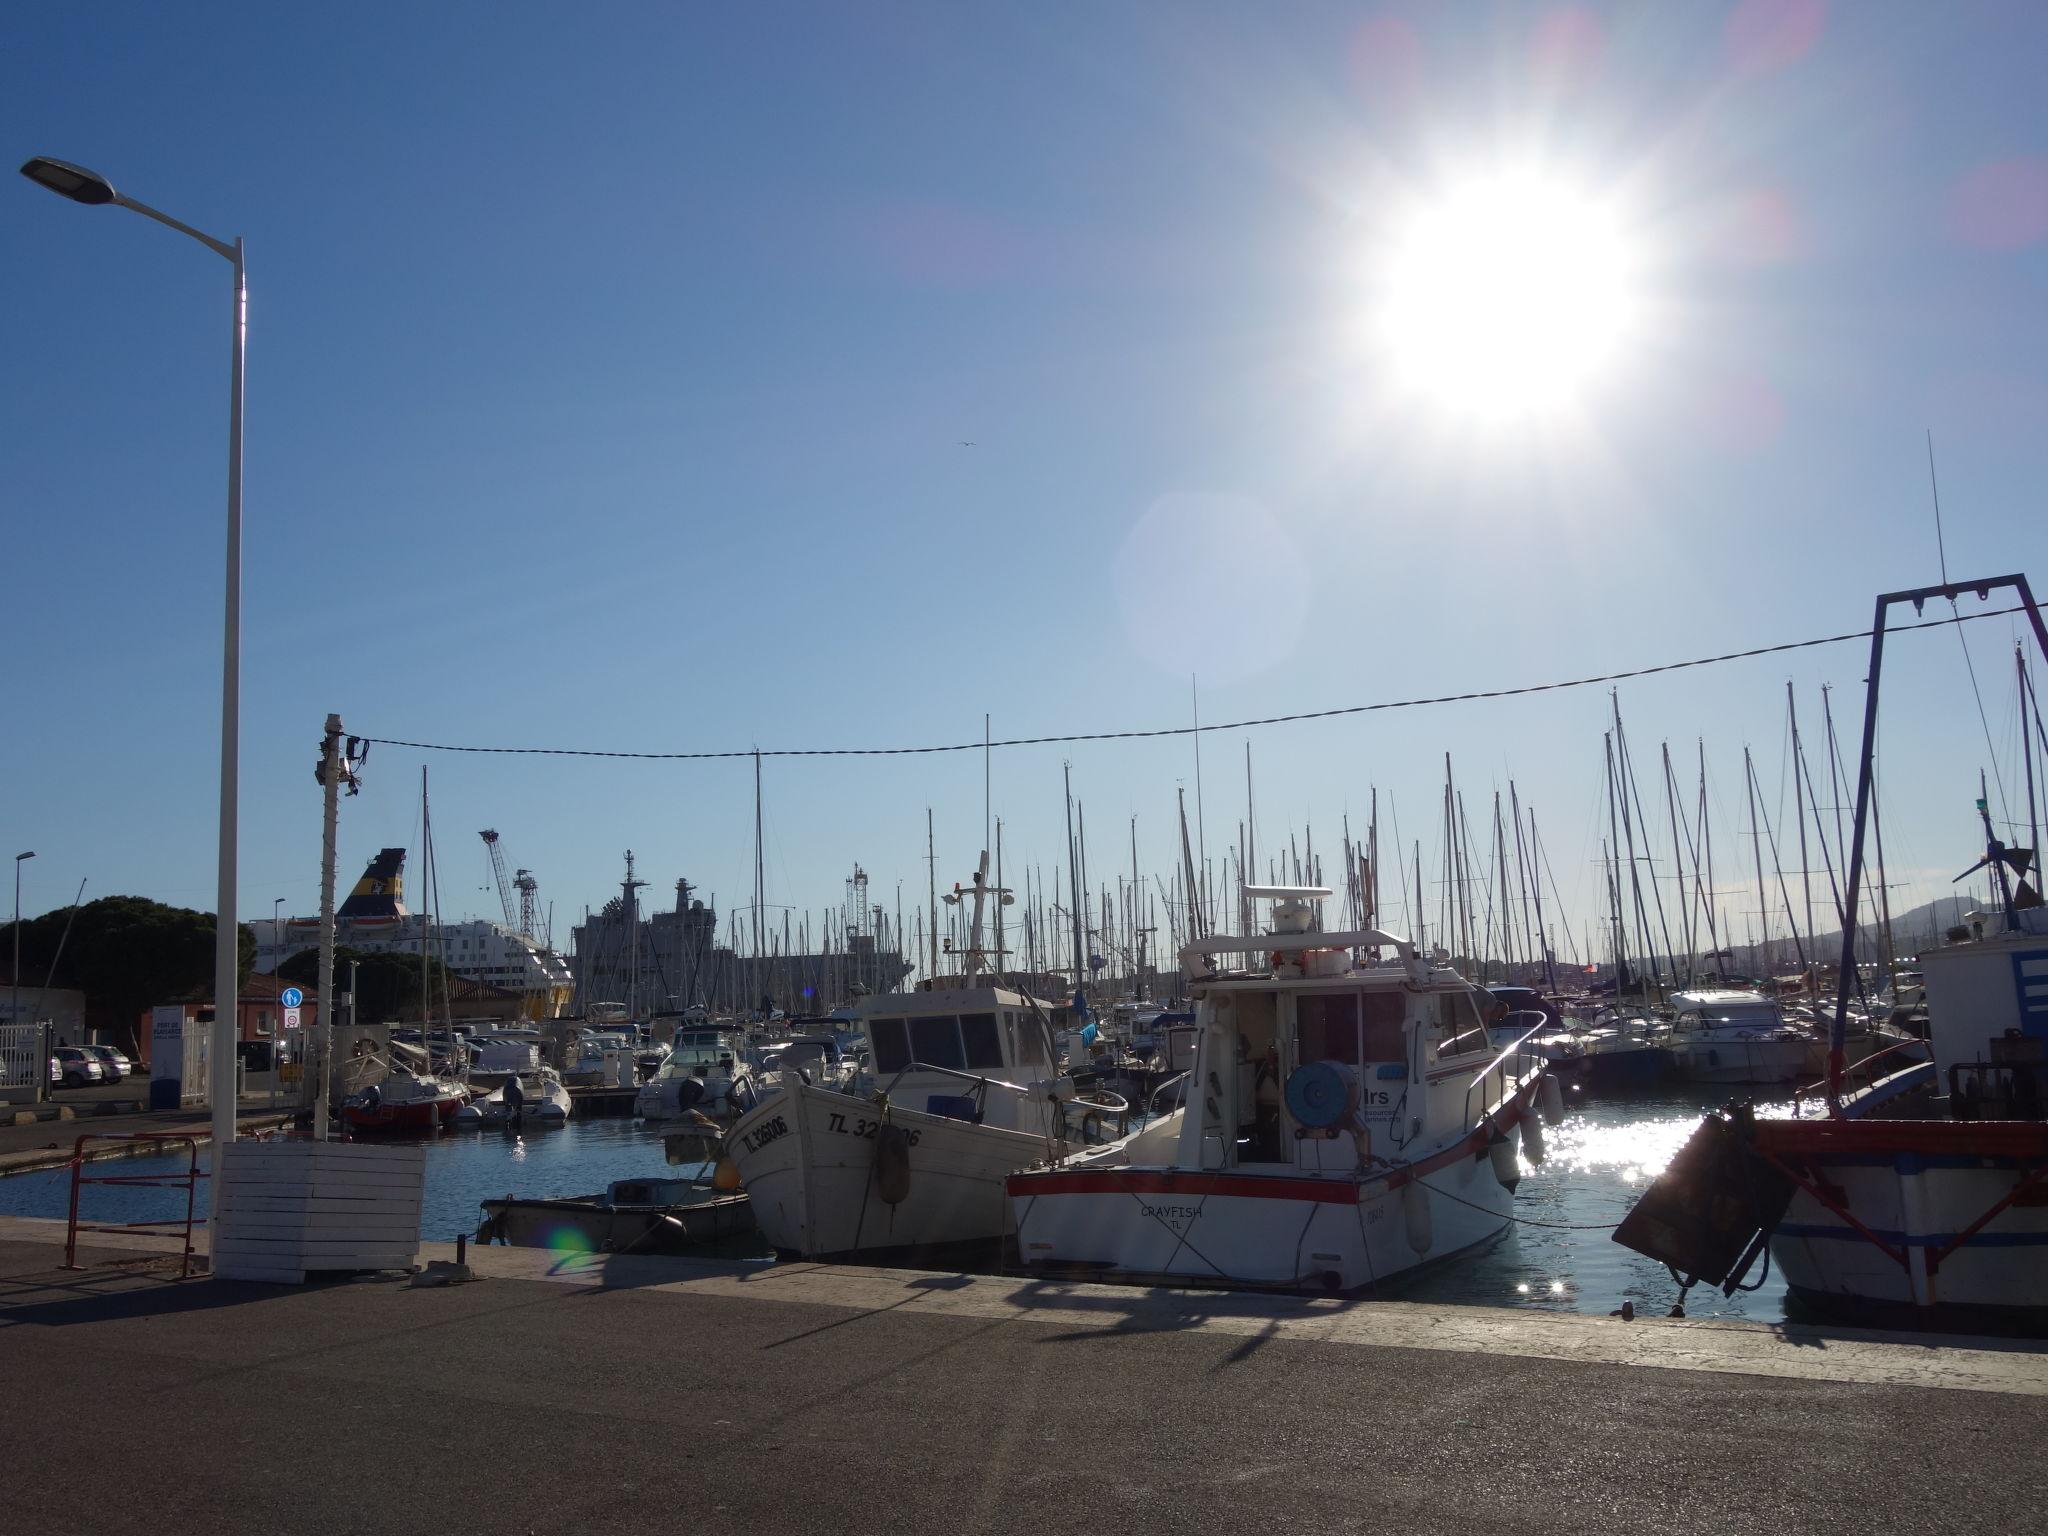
[[0, 1259, 308, 1329]]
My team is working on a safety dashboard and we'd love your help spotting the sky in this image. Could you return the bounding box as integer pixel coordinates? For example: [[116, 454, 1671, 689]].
[[3, 2, 2045, 972]]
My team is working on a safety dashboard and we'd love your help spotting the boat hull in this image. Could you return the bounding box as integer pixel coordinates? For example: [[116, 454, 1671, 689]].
[[1672, 1035, 1809, 1085], [343, 1093, 463, 1132], [726, 1078, 1051, 1260], [1754, 1118, 2048, 1332], [478, 1193, 753, 1255], [1008, 1152, 1515, 1291]]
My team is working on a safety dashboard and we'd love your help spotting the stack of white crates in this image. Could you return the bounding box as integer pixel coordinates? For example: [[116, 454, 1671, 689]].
[[213, 1140, 425, 1283]]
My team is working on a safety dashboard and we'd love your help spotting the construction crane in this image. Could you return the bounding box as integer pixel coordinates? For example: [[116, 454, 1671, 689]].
[[479, 830, 518, 930], [515, 869, 541, 943]]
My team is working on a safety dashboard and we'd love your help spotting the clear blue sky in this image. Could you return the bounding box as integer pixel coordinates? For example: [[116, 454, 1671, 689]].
[[4, 2, 2044, 967]]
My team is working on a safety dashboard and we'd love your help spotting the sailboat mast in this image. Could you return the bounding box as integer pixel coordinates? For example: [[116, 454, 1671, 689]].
[[926, 808, 938, 986], [1788, 682, 1816, 974]]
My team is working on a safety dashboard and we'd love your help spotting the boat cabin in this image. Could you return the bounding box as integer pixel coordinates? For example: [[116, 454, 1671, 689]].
[[855, 985, 1063, 1130], [1667, 990, 1787, 1032], [1168, 890, 1511, 1177]]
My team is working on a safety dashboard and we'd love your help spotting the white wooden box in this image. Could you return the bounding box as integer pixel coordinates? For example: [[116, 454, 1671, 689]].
[[213, 1141, 426, 1284]]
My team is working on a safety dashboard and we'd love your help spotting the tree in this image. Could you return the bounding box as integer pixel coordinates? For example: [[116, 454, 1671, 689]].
[[1, 896, 257, 1054], [277, 946, 450, 1024]]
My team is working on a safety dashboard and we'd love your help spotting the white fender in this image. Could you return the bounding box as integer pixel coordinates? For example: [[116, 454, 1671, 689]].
[[1520, 1109, 1547, 1166], [1403, 1180, 1434, 1256], [1539, 1073, 1565, 1126], [1488, 1134, 1520, 1189]]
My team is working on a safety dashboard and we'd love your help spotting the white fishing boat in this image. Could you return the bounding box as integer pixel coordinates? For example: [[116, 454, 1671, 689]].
[[1665, 990, 1811, 1085], [1005, 887, 1558, 1293], [723, 852, 1127, 1261]]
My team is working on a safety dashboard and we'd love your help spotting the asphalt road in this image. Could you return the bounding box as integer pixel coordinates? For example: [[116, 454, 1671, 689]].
[[3, 1235, 2041, 1536]]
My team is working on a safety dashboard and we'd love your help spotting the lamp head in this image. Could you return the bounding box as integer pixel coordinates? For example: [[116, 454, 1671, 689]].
[[20, 157, 117, 206], [13, 852, 33, 862]]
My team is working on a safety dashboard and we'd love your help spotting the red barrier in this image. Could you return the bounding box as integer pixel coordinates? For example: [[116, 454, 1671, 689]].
[[63, 1133, 206, 1279]]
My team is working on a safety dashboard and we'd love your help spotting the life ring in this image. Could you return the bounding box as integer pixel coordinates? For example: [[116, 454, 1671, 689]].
[[1080, 1110, 1105, 1144]]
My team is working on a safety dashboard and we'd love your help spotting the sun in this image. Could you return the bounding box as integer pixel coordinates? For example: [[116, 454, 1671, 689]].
[[1376, 168, 1642, 422]]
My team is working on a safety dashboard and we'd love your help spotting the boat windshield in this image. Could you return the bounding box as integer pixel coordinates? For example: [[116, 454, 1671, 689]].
[[1698, 1007, 1782, 1028], [663, 1033, 732, 1074]]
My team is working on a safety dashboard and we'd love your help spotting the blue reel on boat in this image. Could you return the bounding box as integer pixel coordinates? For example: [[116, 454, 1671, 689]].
[[1284, 1060, 1357, 1130]]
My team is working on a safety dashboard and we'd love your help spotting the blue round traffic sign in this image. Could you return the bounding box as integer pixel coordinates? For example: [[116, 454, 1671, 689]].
[[280, 986, 304, 1009]]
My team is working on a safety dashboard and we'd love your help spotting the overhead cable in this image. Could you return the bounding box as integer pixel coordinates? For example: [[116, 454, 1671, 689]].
[[360, 601, 2034, 763]]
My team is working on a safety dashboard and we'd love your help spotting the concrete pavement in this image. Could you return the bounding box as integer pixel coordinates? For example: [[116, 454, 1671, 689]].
[[2, 1218, 2043, 1536]]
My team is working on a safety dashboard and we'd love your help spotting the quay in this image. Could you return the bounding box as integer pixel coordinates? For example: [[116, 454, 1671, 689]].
[[2, 1216, 2043, 1536], [0, 1104, 296, 1179]]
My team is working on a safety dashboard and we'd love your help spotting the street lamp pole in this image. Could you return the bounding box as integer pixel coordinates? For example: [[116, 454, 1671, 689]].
[[19, 157, 244, 1175]]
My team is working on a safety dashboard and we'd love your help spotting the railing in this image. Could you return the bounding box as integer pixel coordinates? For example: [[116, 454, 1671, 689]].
[[1462, 1021, 1550, 1130], [0, 1022, 51, 1096], [876, 1060, 1131, 1144], [1790, 1036, 1933, 1116], [1148, 1070, 1190, 1116], [64, 1132, 206, 1279]]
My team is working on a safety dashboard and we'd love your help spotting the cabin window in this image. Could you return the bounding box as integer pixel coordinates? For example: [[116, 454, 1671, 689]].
[[869, 1018, 911, 1074], [1011, 1011, 1048, 1065], [1361, 991, 1407, 1059], [1435, 990, 1489, 1056], [910, 1015, 967, 1071], [960, 1013, 1004, 1069], [1297, 993, 1362, 1064]]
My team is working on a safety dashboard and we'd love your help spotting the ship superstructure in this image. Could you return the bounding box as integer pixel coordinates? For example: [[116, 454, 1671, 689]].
[[254, 848, 573, 1015]]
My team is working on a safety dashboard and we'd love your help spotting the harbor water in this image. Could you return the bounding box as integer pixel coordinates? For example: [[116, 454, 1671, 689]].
[[0, 1083, 1792, 1322]]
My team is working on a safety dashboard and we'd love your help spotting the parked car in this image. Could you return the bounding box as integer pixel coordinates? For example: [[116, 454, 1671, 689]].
[[49, 1054, 61, 1086], [51, 1047, 106, 1088], [84, 1044, 132, 1081]]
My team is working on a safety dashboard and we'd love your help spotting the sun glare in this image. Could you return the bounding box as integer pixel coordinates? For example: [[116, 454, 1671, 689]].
[[1378, 169, 1641, 422]]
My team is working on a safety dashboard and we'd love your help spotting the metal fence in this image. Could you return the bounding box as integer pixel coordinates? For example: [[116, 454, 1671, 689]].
[[0, 1022, 52, 1099]]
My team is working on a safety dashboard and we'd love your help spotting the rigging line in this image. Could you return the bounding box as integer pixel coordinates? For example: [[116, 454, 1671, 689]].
[[1926, 433, 2011, 823], [358, 602, 2035, 762]]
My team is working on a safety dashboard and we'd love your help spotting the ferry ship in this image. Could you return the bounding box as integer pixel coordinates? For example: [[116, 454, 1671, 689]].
[[253, 849, 573, 1016]]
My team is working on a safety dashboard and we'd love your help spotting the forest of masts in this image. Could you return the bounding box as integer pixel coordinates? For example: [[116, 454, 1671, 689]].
[[602, 649, 2048, 1014]]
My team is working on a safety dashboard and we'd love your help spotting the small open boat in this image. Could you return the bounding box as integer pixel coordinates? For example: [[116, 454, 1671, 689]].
[[477, 1176, 754, 1256]]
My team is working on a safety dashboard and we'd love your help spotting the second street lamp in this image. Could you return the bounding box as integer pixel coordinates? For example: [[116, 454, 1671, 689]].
[[19, 156, 246, 1177]]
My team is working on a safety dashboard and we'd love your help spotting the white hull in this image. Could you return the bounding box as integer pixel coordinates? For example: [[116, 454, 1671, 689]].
[[726, 1077, 1051, 1259], [1768, 1154, 2048, 1322], [1010, 1145, 1515, 1290], [636, 1077, 750, 1121], [476, 1074, 572, 1126], [1672, 1035, 1809, 1084]]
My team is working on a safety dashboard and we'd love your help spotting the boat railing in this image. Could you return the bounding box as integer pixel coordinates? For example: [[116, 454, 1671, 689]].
[[1790, 1036, 1935, 1117], [1148, 1070, 1190, 1116], [877, 1060, 1132, 1142], [1462, 1020, 1550, 1129]]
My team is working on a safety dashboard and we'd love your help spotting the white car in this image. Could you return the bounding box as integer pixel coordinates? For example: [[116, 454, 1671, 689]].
[[51, 1047, 106, 1088]]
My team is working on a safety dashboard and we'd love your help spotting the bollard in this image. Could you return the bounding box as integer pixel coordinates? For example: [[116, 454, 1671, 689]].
[[456, 1232, 467, 1266]]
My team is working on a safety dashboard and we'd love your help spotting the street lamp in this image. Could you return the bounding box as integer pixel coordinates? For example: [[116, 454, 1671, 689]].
[[12, 852, 34, 1036], [20, 156, 245, 1171]]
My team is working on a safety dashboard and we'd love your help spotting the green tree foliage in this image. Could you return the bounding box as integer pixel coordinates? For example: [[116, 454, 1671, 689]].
[[1, 896, 257, 1053], [276, 945, 449, 1023]]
